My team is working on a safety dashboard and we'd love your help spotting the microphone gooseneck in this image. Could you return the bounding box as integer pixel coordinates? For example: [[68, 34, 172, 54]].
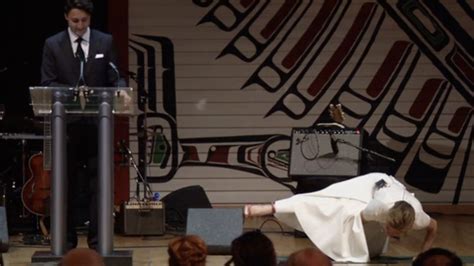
[[109, 62, 120, 88]]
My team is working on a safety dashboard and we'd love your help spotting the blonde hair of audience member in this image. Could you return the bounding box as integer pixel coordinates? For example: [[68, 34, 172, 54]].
[[387, 201, 415, 233], [59, 248, 104, 266], [168, 235, 208, 266], [287, 247, 332, 266]]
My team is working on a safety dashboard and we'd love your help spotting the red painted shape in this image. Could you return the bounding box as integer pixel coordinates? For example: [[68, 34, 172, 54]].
[[366, 41, 411, 98], [241, 0, 254, 8], [207, 146, 231, 163], [409, 79, 443, 119], [308, 3, 375, 97], [448, 107, 471, 134], [281, 0, 339, 69], [261, 0, 297, 39], [182, 146, 200, 161], [451, 49, 474, 85]]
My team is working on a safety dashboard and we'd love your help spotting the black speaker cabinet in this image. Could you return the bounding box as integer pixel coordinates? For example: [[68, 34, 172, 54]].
[[161, 185, 212, 230], [117, 201, 165, 235]]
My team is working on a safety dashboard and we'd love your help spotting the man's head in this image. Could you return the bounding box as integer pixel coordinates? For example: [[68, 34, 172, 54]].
[[413, 248, 463, 266], [287, 247, 332, 266], [385, 201, 415, 239], [64, 0, 94, 37], [168, 235, 208, 266], [60, 248, 104, 266], [229, 230, 277, 266]]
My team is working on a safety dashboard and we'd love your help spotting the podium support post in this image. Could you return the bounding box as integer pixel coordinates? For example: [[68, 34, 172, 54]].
[[51, 91, 67, 256], [98, 91, 114, 255]]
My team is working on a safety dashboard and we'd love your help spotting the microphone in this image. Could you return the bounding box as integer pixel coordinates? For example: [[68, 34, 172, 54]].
[[74, 44, 86, 98], [109, 62, 120, 87], [119, 139, 133, 156], [329, 134, 339, 154], [74, 60, 85, 86], [118, 140, 129, 164]]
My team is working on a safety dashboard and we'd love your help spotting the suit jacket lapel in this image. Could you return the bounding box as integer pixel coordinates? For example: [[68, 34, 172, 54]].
[[59, 31, 81, 85], [85, 30, 98, 77], [59, 30, 75, 60]]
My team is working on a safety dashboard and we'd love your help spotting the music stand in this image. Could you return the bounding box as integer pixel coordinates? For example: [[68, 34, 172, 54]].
[[29, 86, 134, 266]]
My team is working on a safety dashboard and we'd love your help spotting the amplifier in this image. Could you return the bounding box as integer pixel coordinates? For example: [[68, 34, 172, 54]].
[[117, 201, 165, 235], [290, 127, 362, 178]]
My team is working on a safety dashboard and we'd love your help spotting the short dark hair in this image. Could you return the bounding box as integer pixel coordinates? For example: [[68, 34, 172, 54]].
[[413, 248, 463, 266], [230, 230, 277, 266], [64, 0, 94, 15]]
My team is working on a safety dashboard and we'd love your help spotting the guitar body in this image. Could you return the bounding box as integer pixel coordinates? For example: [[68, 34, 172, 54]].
[[21, 152, 51, 217]]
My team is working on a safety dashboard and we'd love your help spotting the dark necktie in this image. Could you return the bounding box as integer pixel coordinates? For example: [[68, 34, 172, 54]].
[[75, 37, 85, 61]]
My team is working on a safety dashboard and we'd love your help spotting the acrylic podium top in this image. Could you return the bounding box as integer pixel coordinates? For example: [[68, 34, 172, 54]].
[[29, 86, 135, 116]]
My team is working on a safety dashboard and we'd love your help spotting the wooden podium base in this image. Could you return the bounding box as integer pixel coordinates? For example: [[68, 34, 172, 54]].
[[31, 250, 133, 266]]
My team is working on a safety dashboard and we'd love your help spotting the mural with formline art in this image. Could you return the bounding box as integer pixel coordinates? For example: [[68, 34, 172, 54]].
[[127, 0, 473, 204]]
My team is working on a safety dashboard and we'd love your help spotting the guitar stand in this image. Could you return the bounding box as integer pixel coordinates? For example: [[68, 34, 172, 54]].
[[22, 216, 50, 246], [22, 234, 49, 246]]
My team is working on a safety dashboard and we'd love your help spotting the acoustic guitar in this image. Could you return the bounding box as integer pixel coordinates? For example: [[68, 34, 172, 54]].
[[21, 152, 51, 217], [21, 118, 51, 237]]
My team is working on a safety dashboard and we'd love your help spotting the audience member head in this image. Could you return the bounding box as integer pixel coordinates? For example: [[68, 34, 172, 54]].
[[287, 247, 332, 266], [168, 235, 208, 266], [60, 248, 104, 266], [412, 247, 463, 266], [228, 230, 277, 266]]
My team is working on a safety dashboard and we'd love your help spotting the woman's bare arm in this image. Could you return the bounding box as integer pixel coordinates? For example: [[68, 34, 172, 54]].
[[421, 218, 437, 252]]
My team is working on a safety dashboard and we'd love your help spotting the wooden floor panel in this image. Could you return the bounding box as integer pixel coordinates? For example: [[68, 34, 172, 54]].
[[2, 214, 473, 265]]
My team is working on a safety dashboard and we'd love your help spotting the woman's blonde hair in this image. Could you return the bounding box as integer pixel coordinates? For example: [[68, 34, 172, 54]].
[[387, 201, 415, 231]]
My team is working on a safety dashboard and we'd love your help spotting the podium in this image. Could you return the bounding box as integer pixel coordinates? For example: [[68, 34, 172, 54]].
[[29, 86, 134, 265]]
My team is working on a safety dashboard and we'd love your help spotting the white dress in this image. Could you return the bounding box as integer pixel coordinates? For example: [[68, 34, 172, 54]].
[[274, 172, 431, 262]]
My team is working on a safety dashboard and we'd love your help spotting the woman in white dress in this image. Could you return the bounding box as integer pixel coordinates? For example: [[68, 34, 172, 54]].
[[244, 172, 438, 262]]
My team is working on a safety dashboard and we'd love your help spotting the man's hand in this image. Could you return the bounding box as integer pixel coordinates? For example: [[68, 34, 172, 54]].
[[116, 90, 133, 109]]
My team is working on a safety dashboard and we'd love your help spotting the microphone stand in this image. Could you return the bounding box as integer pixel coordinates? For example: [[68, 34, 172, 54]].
[[74, 57, 90, 108], [120, 141, 153, 201], [108, 62, 120, 88], [333, 137, 396, 162]]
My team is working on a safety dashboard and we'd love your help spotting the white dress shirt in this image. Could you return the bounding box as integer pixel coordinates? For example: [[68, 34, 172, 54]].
[[68, 27, 90, 61]]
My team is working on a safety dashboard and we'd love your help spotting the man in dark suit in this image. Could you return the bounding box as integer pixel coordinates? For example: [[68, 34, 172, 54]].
[[40, 0, 125, 250]]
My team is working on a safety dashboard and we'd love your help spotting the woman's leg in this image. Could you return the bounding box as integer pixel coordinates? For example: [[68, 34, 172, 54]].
[[244, 204, 275, 217]]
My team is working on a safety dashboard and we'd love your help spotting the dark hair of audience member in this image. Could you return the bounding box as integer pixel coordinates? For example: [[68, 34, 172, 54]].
[[412, 247, 463, 266], [59, 248, 105, 266], [229, 230, 277, 266], [286, 247, 332, 266], [168, 235, 208, 266]]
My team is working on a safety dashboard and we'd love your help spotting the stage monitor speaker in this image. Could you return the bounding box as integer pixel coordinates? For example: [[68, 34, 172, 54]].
[[0, 207, 9, 252], [161, 185, 212, 230], [290, 127, 362, 178], [186, 208, 243, 255], [117, 201, 165, 235]]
